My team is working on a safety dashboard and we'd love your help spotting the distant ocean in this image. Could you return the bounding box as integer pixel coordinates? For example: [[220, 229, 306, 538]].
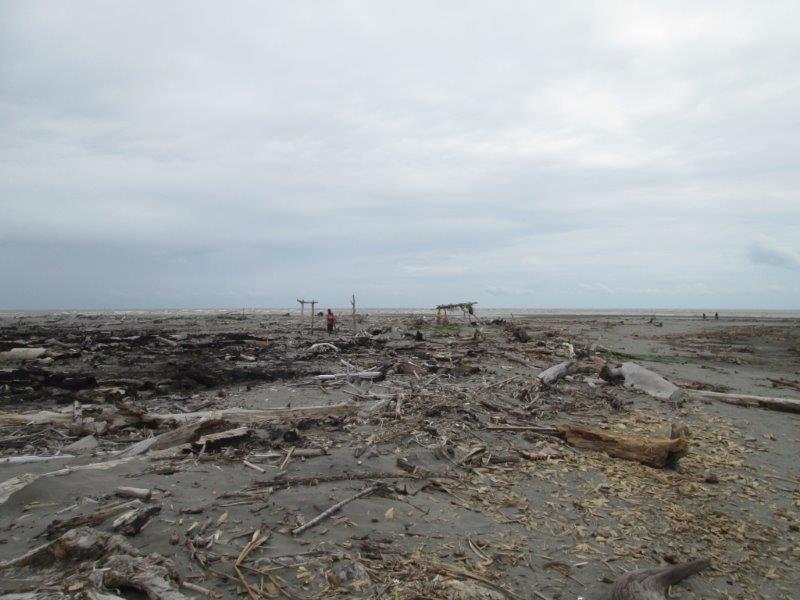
[[2, 308, 799, 319]]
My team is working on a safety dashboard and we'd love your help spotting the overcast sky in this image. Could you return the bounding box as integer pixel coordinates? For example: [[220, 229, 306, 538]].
[[1, 2, 799, 310]]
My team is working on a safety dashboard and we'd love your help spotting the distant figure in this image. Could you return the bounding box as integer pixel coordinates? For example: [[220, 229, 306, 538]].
[[326, 309, 336, 335], [702, 313, 707, 320], [715, 312, 719, 320]]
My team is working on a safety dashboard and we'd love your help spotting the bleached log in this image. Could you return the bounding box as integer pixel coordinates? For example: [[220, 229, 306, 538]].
[[685, 389, 800, 414], [0, 348, 46, 362], [0, 454, 75, 465], [0, 403, 354, 430], [600, 362, 685, 401], [537, 360, 576, 385], [153, 403, 354, 424], [315, 371, 383, 381], [116, 487, 152, 500]]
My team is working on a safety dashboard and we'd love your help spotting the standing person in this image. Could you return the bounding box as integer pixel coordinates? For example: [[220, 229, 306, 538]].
[[715, 312, 719, 320], [326, 309, 336, 335]]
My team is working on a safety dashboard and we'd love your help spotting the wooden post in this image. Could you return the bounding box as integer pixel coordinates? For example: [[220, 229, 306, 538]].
[[310, 300, 317, 333], [350, 294, 357, 335]]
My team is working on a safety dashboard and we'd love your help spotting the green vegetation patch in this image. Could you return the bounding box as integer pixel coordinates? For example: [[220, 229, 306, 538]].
[[421, 323, 462, 336]]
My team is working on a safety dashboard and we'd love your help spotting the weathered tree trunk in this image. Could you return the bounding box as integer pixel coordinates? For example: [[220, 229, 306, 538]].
[[557, 424, 688, 468]]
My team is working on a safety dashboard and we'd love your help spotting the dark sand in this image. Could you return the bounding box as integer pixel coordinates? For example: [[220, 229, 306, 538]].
[[0, 311, 798, 599]]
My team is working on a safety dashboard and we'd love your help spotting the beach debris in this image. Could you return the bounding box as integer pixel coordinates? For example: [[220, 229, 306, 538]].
[[292, 483, 384, 535], [115, 486, 153, 500], [64, 434, 99, 454], [537, 360, 576, 385], [0, 527, 138, 569], [558, 423, 688, 468], [45, 500, 144, 539], [684, 389, 800, 413], [0, 347, 47, 362], [611, 558, 710, 600], [600, 362, 686, 402], [326, 559, 372, 591], [111, 503, 161, 536], [436, 577, 505, 600]]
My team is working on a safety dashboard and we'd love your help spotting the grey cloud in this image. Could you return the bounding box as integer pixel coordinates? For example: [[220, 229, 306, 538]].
[[748, 240, 800, 272], [1, 2, 799, 309]]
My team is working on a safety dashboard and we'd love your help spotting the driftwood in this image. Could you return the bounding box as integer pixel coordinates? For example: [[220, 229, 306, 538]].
[[196, 426, 250, 446], [112, 504, 161, 536], [0, 454, 75, 465], [0, 348, 47, 362], [45, 500, 143, 539], [315, 372, 383, 382], [558, 424, 688, 468], [685, 389, 800, 414], [101, 553, 187, 600], [0, 457, 136, 506], [0, 403, 354, 431], [119, 420, 216, 457], [292, 484, 383, 535], [611, 558, 710, 600], [537, 360, 576, 385], [116, 486, 152, 500], [601, 362, 686, 402], [0, 526, 137, 569]]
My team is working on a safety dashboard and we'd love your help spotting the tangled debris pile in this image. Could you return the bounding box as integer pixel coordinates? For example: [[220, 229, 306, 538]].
[[0, 310, 798, 598]]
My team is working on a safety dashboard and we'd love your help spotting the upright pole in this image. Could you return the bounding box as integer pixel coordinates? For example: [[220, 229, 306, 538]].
[[351, 294, 357, 335], [310, 300, 317, 333]]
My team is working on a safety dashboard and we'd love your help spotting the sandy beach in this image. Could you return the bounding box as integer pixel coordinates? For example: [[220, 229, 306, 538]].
[[0, 310, 798, 599]]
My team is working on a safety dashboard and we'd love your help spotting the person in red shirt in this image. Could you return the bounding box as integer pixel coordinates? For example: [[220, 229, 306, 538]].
[[325, 309, 336, 335]]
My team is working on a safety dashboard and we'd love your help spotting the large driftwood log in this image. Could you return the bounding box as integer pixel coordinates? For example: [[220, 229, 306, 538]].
[[611, 558, 710, 600], [600, 362, 685, 402], [538, 360, 576, 385], [557, 424, 688, 468], [685, 389, 800, 414], [0, 403, 354, 430]]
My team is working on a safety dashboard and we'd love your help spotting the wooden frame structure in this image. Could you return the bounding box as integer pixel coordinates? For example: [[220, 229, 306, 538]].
[[435, 302, 477, 324], [296, 299, 317, 332]]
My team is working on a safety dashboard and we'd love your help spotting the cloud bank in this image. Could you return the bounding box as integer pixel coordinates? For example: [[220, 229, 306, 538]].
[[1, 1, 799, 309]]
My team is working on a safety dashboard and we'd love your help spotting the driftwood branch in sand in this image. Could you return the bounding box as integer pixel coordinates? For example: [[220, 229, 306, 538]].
[[292, 484, 383, 535], [558, 424, 688, 469], [685, 389, 800, 414]]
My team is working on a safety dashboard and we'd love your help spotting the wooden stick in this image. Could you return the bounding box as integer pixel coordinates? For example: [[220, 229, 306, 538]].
[[685, 389, 800, 413], [292, 484, 383, 535], [279, 447, 294, 471]]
